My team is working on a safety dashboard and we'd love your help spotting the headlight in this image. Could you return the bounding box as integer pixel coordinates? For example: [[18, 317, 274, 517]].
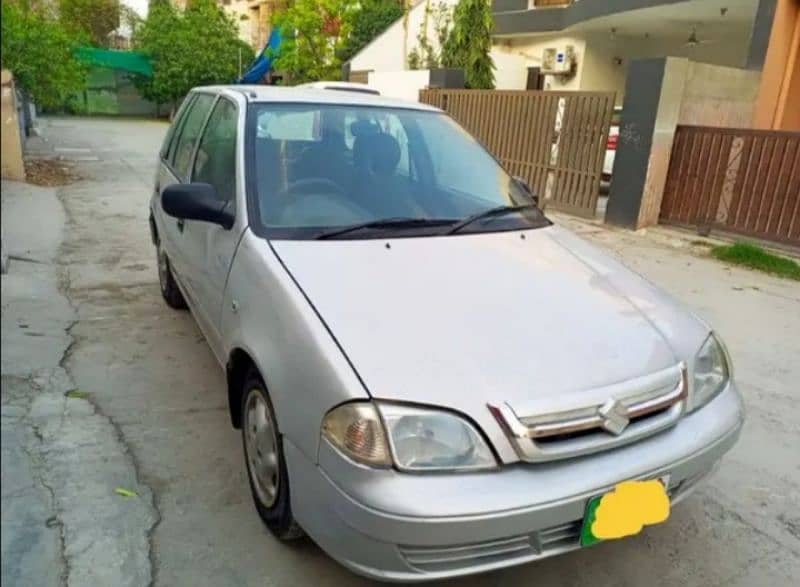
[[377, 403, 497, 472], [322, 402, 391, 467], [691, 333, 730, 411]]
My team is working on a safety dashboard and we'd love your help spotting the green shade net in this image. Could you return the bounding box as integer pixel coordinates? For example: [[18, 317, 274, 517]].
[[75, 47, 153, 78]]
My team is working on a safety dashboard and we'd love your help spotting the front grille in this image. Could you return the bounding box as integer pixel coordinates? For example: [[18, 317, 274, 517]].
[[537, 520, 583, 551], [399, 520, 584, 573], [489, 363, 688, 463], [400, 535, 536, 572]]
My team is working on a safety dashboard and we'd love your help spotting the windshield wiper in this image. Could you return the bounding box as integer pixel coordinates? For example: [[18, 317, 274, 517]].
[[315, 217, 458, 240], [446, 204, 537, 235]]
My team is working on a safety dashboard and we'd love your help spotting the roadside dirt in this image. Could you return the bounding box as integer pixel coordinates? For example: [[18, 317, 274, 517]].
[[24, 158, 81, 187]]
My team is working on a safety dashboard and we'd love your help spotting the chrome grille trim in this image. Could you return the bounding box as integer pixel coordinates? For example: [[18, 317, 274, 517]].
[[489, 363, 688, 462]]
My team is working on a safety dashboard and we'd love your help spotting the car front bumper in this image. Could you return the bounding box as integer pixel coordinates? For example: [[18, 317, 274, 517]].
[[285, 383, 744, 583]]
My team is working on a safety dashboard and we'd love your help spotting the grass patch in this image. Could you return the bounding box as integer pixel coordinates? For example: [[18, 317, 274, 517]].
[[65, 389, 90, 400], [711, 242, 800, 281]]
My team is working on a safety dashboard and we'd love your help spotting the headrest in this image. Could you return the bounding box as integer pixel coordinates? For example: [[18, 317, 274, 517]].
[[350, 119, 380, 138], [363, 133, 401, 176]]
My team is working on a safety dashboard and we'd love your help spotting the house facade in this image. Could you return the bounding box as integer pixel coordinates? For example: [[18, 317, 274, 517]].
[[492, 0, 799, 129], [347, 0, 534, 98], [172, 0, 283, 51], [221, 0, 284, 50], [348, 0, 797, 130]]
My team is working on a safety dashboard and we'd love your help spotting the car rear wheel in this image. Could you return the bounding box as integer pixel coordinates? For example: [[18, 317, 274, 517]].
[[157, 242, 187, 309], [241, 369, 303, 540]]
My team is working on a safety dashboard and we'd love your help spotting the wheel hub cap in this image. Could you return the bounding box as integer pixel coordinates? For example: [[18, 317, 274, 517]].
[[244, 390, 279, 507]]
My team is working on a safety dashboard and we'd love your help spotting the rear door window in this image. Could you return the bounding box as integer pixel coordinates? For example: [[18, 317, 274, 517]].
[[192, 98, 238, 204], [161, 95, 194, 161], [170, 93, 215, 180]]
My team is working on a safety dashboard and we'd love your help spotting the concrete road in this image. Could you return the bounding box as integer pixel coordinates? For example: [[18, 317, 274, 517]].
[[3, 117, 799, 586]]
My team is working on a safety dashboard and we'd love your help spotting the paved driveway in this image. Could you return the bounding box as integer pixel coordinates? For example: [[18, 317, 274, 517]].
[[10, 117, 800, 586]]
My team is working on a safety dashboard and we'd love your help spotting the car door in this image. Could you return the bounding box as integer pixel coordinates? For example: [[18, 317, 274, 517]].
[[181, 96, 243, 361], [156, 92, 216, 305]]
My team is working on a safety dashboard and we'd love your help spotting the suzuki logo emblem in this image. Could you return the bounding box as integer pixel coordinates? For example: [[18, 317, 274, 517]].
[[598, 399, 630, 436]]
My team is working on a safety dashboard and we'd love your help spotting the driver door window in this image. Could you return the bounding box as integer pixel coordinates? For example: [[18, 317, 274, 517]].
[[171, 93, 214, 180]]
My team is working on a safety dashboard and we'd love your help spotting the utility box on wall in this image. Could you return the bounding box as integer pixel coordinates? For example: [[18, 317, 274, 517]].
[[542, 46, 576, 75]]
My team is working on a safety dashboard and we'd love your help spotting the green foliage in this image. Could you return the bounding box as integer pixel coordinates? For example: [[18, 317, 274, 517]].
[[711, 242, 800, 281], [339, 0, 404, 64], [442, 0, 494, 89], [409, 0, 452, 70], [59, 0, 121, 47], [1, 1, 87, 109], [272, 0, 358, 83], [134, 0, 254, 105]]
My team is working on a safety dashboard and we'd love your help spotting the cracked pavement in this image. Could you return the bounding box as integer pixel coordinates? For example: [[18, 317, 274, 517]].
[[2, 117, 799, 586]]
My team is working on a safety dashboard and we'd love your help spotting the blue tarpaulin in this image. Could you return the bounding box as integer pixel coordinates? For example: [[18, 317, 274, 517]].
[[239, 28, 282, 84]]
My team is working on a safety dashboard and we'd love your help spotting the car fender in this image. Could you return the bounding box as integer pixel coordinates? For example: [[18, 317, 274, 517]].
[[220, 229, 370, 464]]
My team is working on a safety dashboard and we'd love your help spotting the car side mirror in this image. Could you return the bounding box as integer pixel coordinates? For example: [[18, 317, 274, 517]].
[[161, 183, 234, 229], [513, 176, 539, 207]]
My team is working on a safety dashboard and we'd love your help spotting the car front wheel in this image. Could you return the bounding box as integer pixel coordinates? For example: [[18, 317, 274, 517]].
[[241, 369, 303, 540]]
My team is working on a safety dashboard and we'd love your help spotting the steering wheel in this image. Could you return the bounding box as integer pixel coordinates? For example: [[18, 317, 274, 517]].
[[275, 177, 346, 200]]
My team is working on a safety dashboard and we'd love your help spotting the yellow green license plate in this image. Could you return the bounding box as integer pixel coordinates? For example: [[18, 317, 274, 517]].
[[580, 478, 671, 547]]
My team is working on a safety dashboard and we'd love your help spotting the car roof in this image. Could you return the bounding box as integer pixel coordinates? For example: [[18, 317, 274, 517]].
[[296, 81, 380, 95], [194, 85, 441, 113]]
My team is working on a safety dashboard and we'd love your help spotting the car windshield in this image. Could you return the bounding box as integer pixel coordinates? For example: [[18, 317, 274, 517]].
[[247, 103, 549, 239]]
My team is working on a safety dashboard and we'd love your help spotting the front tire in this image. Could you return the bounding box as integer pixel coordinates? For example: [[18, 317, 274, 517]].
[[157, 242, 187, 309], [241, 369, 303, 540]]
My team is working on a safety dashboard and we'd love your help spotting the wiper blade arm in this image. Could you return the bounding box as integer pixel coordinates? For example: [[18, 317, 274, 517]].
[[315, 218, 457, 240], [447, 204, 536, 235]]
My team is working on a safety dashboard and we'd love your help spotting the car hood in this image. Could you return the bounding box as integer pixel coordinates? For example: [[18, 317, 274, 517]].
[[271, 226, 709, 412]]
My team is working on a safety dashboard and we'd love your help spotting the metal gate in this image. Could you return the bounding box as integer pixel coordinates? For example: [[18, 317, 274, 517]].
[[661, 126, 800, 246], [419, 89, 615, 217]]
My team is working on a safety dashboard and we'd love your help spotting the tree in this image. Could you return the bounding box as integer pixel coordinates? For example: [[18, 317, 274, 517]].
[[134, 0, 254, 107], [339, 0, 404, 64], [59, 0, 121, 47], [441, 0, 494, 89], [408, 0, 451, 70], [1, 1, 87, 109], [271, 0, 358, 83]]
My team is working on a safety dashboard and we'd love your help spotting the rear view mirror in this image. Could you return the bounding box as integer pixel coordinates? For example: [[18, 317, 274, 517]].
[[161, 183, 234, 229], [513, 176, 539, 207]]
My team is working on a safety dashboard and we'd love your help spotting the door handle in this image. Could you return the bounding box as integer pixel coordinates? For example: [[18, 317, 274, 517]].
[[176, 219, 185, 233]]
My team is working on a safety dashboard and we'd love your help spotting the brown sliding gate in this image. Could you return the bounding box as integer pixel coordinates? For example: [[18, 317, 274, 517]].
[[661, 126, 800, 246], [420, 89, 615, 217]]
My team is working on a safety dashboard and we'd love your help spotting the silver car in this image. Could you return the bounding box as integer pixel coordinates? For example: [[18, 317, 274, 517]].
[[149, 86, 743, 582]]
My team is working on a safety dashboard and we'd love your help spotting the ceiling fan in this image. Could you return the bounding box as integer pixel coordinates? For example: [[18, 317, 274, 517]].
[[685, 26, 714, 47]]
